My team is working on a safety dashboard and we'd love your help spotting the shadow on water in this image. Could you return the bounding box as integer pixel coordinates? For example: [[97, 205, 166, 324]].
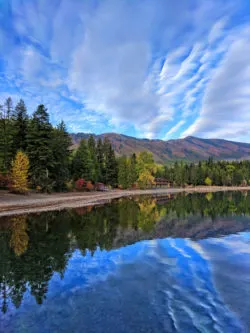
[[0, 191, 250, 332]]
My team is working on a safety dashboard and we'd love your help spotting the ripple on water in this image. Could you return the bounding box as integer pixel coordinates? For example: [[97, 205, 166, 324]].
[[142, 238, 244, 332]]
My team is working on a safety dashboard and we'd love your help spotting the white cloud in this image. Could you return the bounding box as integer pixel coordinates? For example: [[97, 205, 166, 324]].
[[163, 120, 185, 140], [67, 0, 231, 137], [208, 18, 227, 44], [182, 37, 250, 141], [1, 0, 249, 141]]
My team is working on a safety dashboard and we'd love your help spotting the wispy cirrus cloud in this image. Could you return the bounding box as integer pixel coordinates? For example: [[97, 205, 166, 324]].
[[182, 33, 250, 141], [0, 0, 249, 141], [163, 120, 186, 140]]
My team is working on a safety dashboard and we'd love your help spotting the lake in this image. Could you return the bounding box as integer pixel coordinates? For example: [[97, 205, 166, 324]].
[[0, 191, 250, 333]]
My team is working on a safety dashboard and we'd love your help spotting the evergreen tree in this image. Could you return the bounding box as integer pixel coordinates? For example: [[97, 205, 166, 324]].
[[88, 135, 98, 182], [51, 121, 71, 191], [71, 139, 92, 180], [96, 138, 104, 182], [102, 137, 110, 184], [13, 99, 29, 153], [118, 154, 138, 188], [103, 138, 117, 187], [5, 97, 14, 118], [0, 98, 15, 171], [128, 153, 138, 186], [26, 105, 54, 191], [118, 156, 129, 188]]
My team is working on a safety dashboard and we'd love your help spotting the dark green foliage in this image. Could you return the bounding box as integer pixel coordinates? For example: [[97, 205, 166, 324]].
[[118, 154, 137, 188], [104, 141, 118, 187], [26, 104, 54, 190], [0, 98, 118, 191], [2, 97, 249, 192], [96, 138, 104, 182], [51, 121, 72, 191], [118, 156, 129, 188], [160, 158, 250, 187], [88, 135, 98, 182], [71, 139, 92, 180], [0, 98, 15, 171], [12, 99, 29, 153], [129, 153, 138, 185], [87, 136, 118, 186]]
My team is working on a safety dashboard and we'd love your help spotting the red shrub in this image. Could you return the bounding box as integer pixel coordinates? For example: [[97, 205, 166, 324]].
[[75, 178, 86, 191]]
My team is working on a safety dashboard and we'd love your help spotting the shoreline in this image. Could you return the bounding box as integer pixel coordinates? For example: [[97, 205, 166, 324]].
[[0, 186, 249, 217]]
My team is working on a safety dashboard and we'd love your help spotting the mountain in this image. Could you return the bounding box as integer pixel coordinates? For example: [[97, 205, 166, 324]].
[[70, 133, 250, 163]]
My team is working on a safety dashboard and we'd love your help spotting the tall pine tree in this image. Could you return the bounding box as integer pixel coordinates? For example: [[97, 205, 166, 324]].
[[51, 121, 71, 191], [71, 139, 92, 180], [0, 97, 15, 171], [118, 156, 129, 188], [88, 135, 98, 182], [96, 138, 104, 182], [105, 140, 117, 187], [13, 99, 29, 154], [27, 105, 54, 191], [128, 153, 137, 186]]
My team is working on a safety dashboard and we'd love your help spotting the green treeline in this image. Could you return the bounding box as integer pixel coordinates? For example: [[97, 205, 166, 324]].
[[0, 97, 157, 192], [0, 98, 120, 191], [1, 97, 250, 192], [158, 157, 250, 187]]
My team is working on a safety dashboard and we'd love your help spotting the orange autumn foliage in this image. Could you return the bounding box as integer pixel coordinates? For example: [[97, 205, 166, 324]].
[[86, 181, 94, 191]]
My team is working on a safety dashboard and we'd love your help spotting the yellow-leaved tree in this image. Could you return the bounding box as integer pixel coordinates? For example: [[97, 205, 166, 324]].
[[138, 198, 160, 231], [136, 151, 157, 189], [10, 215, 29, 256], [10, 151, 29, 194]]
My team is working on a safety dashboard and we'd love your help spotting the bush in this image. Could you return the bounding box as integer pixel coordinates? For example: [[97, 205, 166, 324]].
[[86, 181, 94, 191], [0, 173, 10, 189], [31, 173, 54, 193], [66, 180, 75, 192], [75, 178, 86, 191]]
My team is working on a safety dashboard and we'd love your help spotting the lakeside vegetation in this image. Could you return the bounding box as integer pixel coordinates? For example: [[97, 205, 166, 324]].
[[1, 97, 250, 194], [157, 158, 250, 187]]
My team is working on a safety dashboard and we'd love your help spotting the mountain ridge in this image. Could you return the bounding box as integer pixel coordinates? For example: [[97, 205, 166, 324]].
[[70, 132, 250, 163]]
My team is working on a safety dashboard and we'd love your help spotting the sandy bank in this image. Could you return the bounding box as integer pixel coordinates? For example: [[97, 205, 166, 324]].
[[0, 186, 249, 217]]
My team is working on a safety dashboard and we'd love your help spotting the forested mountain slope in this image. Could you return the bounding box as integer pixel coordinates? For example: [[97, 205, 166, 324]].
[[71, 133, 250, 163]]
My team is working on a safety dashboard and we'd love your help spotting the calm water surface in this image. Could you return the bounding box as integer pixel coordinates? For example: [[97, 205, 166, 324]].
[[0, 192, 250, 333]]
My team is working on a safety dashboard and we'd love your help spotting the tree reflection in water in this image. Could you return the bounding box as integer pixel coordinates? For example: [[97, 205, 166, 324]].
[[0, 191, 250, 313], [10, 215, 29, 257]]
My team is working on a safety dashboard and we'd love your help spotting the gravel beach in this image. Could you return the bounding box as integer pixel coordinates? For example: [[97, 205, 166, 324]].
[[0, 186, 249, 217]]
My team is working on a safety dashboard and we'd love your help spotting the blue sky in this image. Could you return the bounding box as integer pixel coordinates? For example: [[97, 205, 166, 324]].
[[0, 0, 250, 141]]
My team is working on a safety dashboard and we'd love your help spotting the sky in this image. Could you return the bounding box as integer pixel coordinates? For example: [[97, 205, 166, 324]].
[[0, 0, 250, 142]]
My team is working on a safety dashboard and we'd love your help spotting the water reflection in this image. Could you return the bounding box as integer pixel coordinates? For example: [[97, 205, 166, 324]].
[[0, 191, 250, 332], [10, 215, 29, 257]]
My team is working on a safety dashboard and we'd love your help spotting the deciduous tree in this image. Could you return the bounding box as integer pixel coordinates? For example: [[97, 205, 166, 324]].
[[10, 151, 29, 194]]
